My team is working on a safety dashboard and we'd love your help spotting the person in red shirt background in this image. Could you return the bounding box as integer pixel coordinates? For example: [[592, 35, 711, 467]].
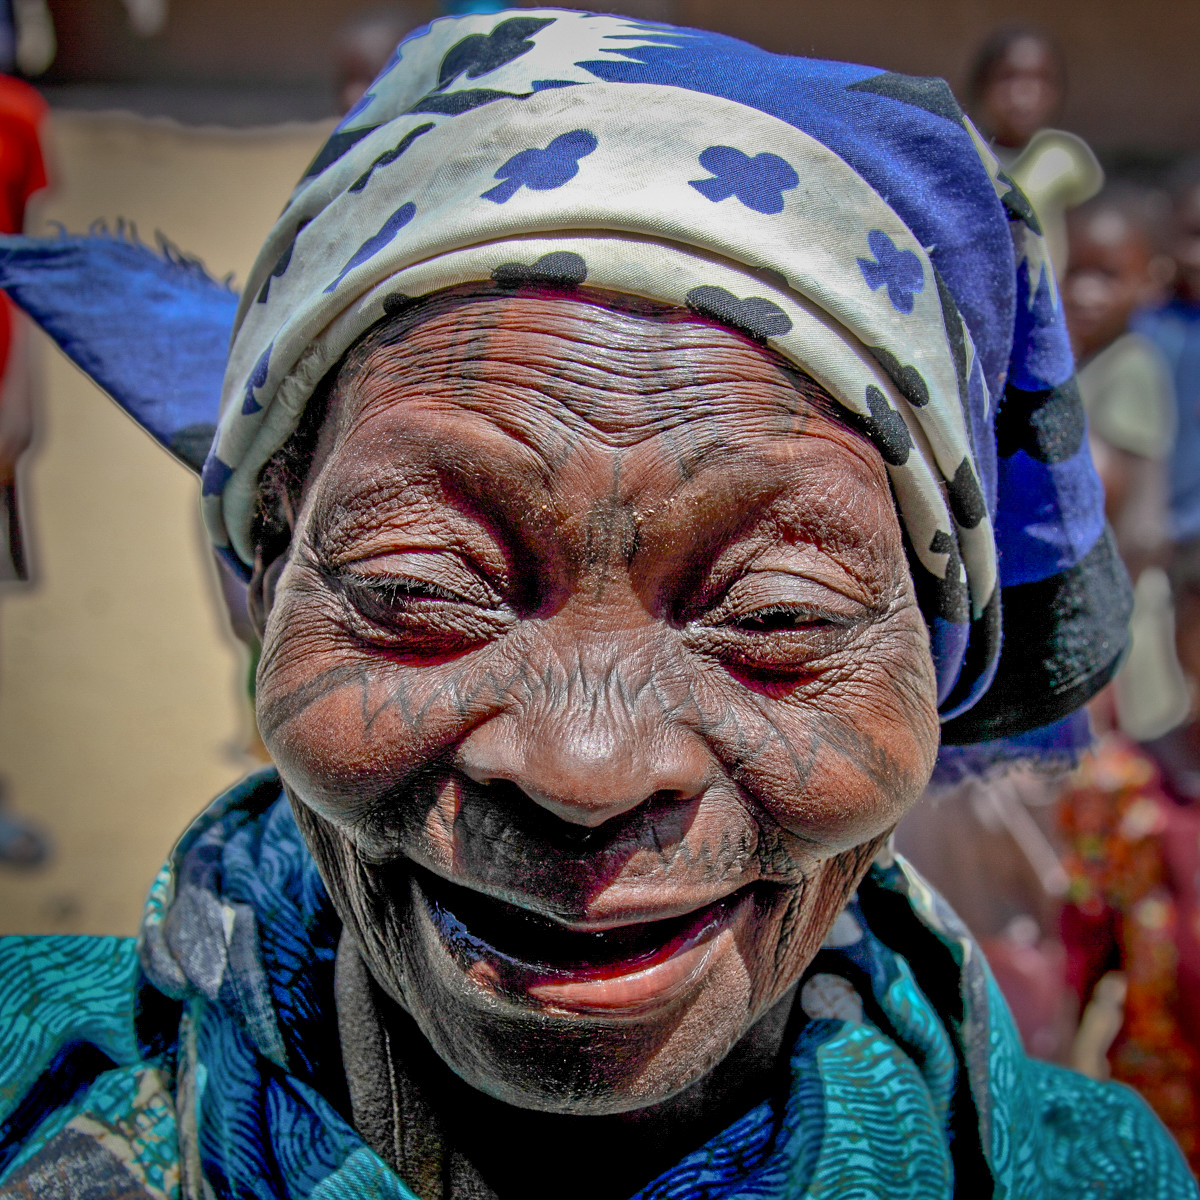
[[0, 74, 47, 569], [0, 71, 49, 864]]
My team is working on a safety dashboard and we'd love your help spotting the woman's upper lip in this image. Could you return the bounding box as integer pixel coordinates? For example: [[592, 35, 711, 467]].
[[410, 858, 750, 932]]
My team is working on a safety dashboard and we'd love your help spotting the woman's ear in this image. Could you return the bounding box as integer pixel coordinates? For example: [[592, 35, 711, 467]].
[[248, 542, 291, 640]]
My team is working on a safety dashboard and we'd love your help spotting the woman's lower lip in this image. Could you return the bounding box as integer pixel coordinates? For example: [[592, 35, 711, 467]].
[[526, 937, 718, 1011], [414, 869, 749, 1013]]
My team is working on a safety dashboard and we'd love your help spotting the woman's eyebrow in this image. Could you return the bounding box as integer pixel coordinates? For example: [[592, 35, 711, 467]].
[[304, 451, 547, 583], [307, 483, 503, 559]]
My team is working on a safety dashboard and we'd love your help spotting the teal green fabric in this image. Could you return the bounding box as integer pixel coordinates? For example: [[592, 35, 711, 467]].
[[0, 771, 1192, 1199]]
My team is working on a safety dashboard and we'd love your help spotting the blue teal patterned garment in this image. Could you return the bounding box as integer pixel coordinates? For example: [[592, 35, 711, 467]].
[[0, 769, 1191, 1199], [0, 9, 1129, 755]]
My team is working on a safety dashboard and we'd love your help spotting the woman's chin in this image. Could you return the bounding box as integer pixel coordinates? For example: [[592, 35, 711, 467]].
[[381, 869, 768, 1114]]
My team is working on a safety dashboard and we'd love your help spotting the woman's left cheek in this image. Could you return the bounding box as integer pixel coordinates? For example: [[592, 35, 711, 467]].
[[748, 841, 882, 1009], [734, 663, 935, 851]]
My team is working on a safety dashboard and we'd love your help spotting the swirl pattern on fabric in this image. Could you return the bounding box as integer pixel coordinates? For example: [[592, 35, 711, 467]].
[[0, 771, 1192, 1198]]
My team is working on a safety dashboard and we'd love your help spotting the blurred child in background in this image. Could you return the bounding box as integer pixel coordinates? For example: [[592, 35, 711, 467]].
[[1138, 159, 1200, 633], [970, 23, 1065, 164], [1065, 186, 1185, 738], [1134, 159, 1200, 819], [967, 25, 1102, 277], [1052, 184, 1200, 1173]]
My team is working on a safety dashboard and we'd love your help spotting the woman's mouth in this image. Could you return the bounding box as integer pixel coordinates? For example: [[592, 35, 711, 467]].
[[412, 867, 751, 1014]]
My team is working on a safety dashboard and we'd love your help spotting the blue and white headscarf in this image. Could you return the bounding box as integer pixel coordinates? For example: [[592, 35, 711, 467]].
[[0, 10, 1130, 748]]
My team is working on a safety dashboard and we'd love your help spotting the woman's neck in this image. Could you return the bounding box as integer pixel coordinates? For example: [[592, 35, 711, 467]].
[[335, 932, 799, 1200]]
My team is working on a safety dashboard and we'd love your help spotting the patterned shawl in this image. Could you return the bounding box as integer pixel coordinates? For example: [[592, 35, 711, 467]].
[[0, 769, 1189, 1198], [198, 9, 1128, 745]]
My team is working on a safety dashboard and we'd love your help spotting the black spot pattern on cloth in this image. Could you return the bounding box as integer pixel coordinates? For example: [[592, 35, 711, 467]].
[[492, 251, 587, 287], [349, 124, 435, 194], [907, 527, 968, 623], [0, 1126, 155, 1199], [168, 423, 216, 474], [948, 458, 987, 528], [437, 17, 555, 89], [382, 293, 415, 318], [685, 286, 793, 340], [933, 267, 968, 405], [996, 377, 1085, 463], [997, 174, 1043, 235], [941, 528, 1132, 743], [257, 217, 312, 304], [845, 72, 964, 125], [408, 89, 527, 116], [302, 125, 381, 181], [844, 385, 912, 466], [867, 346, 929, 407]]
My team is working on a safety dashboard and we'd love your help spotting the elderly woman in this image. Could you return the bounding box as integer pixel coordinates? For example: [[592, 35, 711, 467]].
[[0, 11, 1191, 1200]]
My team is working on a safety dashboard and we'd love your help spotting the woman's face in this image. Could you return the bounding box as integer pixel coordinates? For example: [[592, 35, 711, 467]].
[[254, 292, 939, 1114]]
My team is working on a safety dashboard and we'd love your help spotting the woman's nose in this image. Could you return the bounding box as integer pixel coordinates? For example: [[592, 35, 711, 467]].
[[457, 711, 710, 828]]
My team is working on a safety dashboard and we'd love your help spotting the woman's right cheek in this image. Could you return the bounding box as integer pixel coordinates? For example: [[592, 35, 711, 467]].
[[256, 634, 478, 832]]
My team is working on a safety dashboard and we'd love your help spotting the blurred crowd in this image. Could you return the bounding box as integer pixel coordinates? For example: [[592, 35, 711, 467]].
[[898, 23, 1200, 1176], [0, 1, 1198, 1179]]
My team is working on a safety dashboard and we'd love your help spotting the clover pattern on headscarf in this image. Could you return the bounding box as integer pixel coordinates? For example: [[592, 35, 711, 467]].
[[436, 16, 554, 89], [348, 124, 434, 195], [858, 230, 925, 314], [256, 221, 310, 305], [242, 342, 272, 415], [324, 202, 417, 294], [689, 145, 799, 215], [482, 129, 598, 203], [196, 8, 1124, 745]]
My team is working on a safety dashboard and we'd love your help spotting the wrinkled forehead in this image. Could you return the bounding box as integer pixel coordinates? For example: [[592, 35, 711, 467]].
[[321, 288, 858, 460], [299, 290, 900, 575]]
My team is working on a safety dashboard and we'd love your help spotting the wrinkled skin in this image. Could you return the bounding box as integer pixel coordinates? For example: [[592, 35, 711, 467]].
[[249, 291, 939, 1183]]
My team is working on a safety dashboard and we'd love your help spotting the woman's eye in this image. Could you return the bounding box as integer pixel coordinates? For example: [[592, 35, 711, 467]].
[[353, 575, 472, 606], [729, 604, 830, 633], [684, 581, 859, 676], [332, 567, 511, 652]]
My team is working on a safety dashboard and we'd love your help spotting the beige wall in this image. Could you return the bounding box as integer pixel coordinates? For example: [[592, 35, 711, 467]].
[[0, 113, 329, 936]]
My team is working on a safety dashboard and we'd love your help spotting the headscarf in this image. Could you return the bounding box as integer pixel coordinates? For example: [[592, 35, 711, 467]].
[[0, 10, 1130, 747]]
